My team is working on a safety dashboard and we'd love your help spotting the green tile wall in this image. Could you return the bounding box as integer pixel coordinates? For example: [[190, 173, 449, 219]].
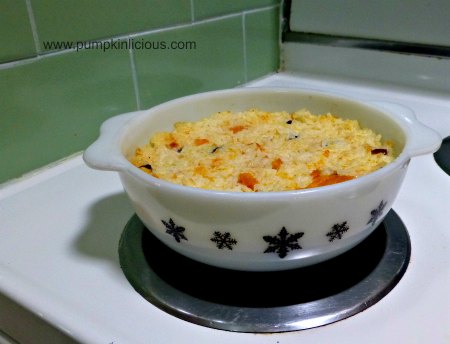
[[245, 7, 280, 81], [0, 1, 280, 185], [0, 1, 36, 63], [135, 17, 245, 108], [32, 0, 192, 51], [0, 50, 136, 183]]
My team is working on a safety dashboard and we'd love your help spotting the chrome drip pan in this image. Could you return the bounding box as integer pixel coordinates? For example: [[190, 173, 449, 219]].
[[119, 210, 410, 332]]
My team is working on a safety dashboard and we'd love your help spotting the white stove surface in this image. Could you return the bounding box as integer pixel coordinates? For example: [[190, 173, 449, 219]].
[[1, 72, 450, 344]]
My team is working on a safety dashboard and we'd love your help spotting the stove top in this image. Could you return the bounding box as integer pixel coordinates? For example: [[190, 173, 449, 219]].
[[1, 73, 450, 343]]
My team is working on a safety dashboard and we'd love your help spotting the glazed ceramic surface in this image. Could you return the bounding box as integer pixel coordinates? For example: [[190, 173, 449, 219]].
[[83, 88, 441, 271]]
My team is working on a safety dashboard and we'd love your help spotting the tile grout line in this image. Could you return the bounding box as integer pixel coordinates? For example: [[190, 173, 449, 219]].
[[0, 48, 72, 70], [128, 44, 142, 110], [242, 4, 280, 16], [129, 11, 242, 39], [190, 0, 195, 22], [25, 0, 41, 54], [242, 13, 248, 84]]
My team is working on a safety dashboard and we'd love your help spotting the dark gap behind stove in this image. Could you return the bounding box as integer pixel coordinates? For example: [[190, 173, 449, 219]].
[[434, 136, 450, 176]]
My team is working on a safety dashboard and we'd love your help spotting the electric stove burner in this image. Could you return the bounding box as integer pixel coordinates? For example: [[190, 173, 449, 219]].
[[434, 136, 450, 175], [119, 210, 410, 333]]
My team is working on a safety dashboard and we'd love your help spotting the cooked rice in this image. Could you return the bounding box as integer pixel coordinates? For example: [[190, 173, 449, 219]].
[[130, 109, 395, 192]]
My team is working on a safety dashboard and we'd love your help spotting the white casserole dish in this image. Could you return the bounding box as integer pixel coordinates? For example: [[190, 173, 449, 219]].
[[83, 88, 441, 271]]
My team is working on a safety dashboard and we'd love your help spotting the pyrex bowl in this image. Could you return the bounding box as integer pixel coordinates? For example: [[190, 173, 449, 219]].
[[83, 88, 441, 271]]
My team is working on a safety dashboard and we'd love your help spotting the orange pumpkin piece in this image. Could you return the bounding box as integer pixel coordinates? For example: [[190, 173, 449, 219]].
[[194, 138, 209, 146], [271, 158, 283, 170], [230, 125, 246, 133], [307, 169, 354, 188], [165, 134, 179, 149], [238, 172, 258, 190]]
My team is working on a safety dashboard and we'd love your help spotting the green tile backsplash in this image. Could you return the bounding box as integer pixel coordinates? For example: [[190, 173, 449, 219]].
[[245, 7, 280, 81], [0, 49, 136, 183], [0, 1, 280, 185], [135, 16, 245, 108], [0, 0, 36, 63], [32, 0, 192, 51]]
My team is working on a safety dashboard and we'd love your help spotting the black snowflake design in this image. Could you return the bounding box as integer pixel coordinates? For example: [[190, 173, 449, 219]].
[[210, 231, 237, 250], [263, 227, 304, 259], [326, 221, 349, 242], [161, 218, 188, 243], [367, 200, 387, 226]]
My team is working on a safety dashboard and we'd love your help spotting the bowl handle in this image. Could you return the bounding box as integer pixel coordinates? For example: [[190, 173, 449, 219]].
[[367, 100, 442, 157], [83, 111, 145, 171]]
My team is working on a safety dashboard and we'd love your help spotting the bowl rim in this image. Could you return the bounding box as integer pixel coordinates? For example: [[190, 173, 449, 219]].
[[118, 87, 413, 199]]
